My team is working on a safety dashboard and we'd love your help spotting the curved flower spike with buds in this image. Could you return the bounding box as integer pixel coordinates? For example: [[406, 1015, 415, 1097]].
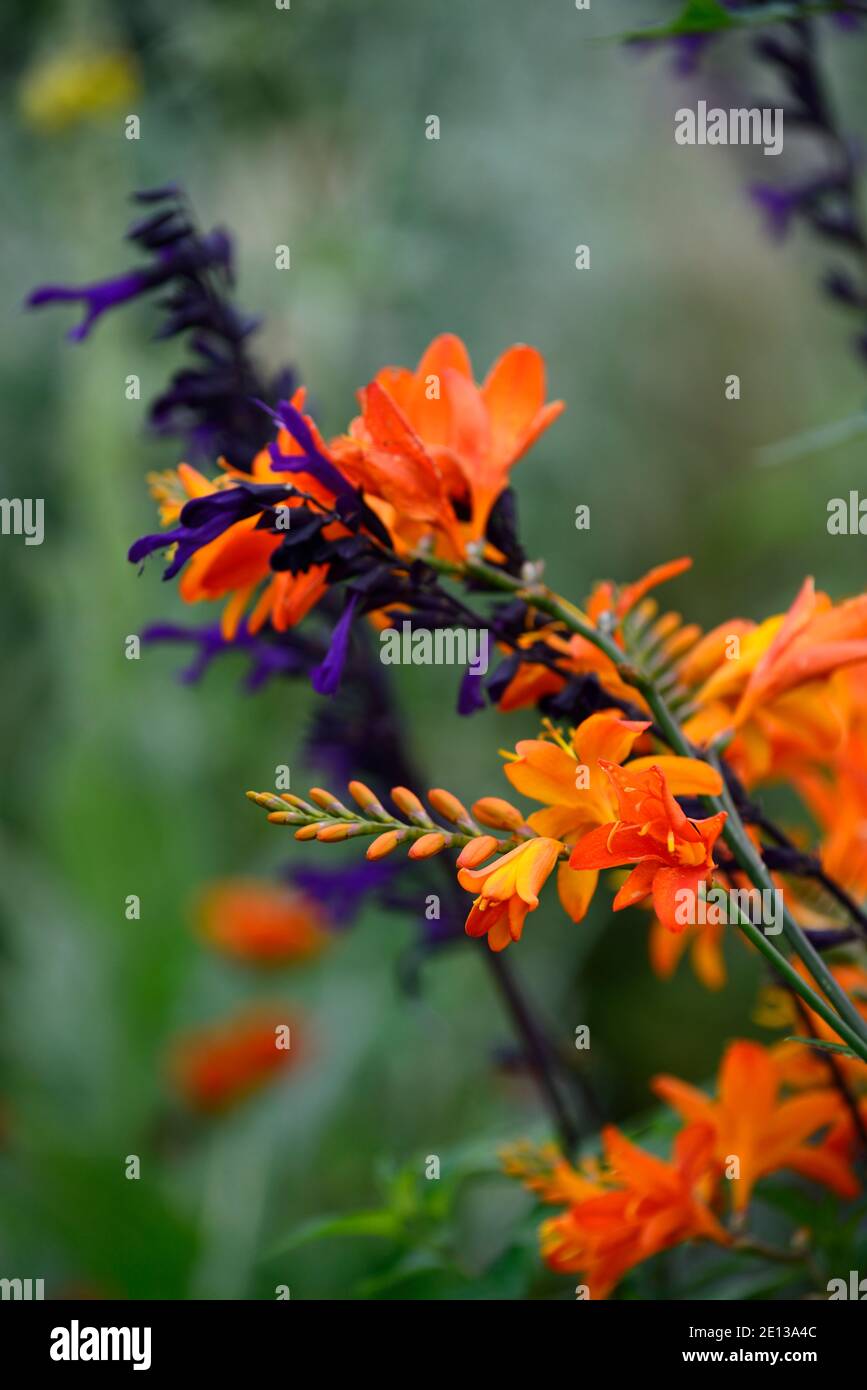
[[245, 782, 527, 865], [247, 781, 567, 949]]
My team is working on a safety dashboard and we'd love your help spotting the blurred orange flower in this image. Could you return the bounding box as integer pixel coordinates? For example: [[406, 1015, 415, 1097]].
[[772, 962, 867, 1093], [683, 580, 867, 787], [510, 1124, 727, 1299], [170, 1007, 301, 1112], [648, 913, 727, 990], [652, 1039, 858, 1210], [196, 879, 328, 965]]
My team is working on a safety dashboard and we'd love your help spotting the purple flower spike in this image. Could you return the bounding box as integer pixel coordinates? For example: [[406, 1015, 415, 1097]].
[[141, 620, 309, 689], [128, 483, 290, 579], [263, 399, 356, 503], [311, 592, 360, 695], [28, 187, 290, 468], [458, 667, 486, 716], [750, 184, 804, 241], [27, 269, 164, 341]]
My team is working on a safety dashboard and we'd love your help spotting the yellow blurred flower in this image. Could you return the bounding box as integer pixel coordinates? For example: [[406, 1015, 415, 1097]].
[[19, 50, 139, 133]]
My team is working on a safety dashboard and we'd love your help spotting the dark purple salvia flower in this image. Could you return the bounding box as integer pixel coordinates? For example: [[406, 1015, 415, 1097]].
[[457, 667, 486, 716], [641, 8, 867, 379], [27, 186, 291, 468], [128, 483, 292, 579], [747, 22, 867, 359], [290, 861, 401, 928], [750, 183, 806, 239], [264, 400, 358, 502], [311, 592, 360, 695], [28, 268, 170, 342], [141, 621, 313, 689], [484, 488, 525, 575], [672, 33, 717, 76], [26, 199, 232, 341], [259, 397, 395, 545]]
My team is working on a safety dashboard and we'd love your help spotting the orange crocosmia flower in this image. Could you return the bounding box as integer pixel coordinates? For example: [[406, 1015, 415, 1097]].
[[795, 735, 867, 901], [568, 761, 726, 933], [535, 1123, 728, 1299], [457, 835, 562, 950], [652, 1040, 859, 1211], [684, 681, 849, 790], [503, 711, 722, 925], [736, 579, 867, 724], [501, 1142, 607, 1206], [695, 579, 867, 729], [496, 658, 567, 713], [648, 914, 726, 990], [170, 1008, 301, 1113], [335, 333, 564, 543], [679, 586, 867, 789], [196, 880, 328, 965]]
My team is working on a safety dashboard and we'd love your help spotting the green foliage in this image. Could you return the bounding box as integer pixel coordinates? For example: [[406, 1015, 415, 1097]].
[[265, 1146, 541, 1299], [615, 1, 846, 42]]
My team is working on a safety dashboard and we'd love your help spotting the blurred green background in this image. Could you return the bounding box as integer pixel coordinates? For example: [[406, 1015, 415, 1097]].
[[2, 0, 867, 1298]]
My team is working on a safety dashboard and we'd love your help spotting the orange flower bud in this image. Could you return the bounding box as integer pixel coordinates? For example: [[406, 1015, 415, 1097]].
[[309, 787, 353, 816], [408, 832, 447, 859], [427, 788, 470, 824], [294, 823, 327, 841], [390, 786, 432, 824], [348, 780, 389, 819], [457, 834, 500, 868], [279, 792, 318, 813], [316, 823, 360, 843], [246, 790, 287, 813], [472, 796, 526, 831], [366, 829, 407, 860]]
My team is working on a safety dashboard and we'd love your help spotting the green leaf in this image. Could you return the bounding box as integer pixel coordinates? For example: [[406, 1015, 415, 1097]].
[[782, 1035, 859, 1059], [614, 2, 842, 43], [267, 1208, 402, 1256]]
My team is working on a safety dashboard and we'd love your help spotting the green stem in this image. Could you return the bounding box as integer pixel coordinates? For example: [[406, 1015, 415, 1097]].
[[728, 907, 867, 1057]]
